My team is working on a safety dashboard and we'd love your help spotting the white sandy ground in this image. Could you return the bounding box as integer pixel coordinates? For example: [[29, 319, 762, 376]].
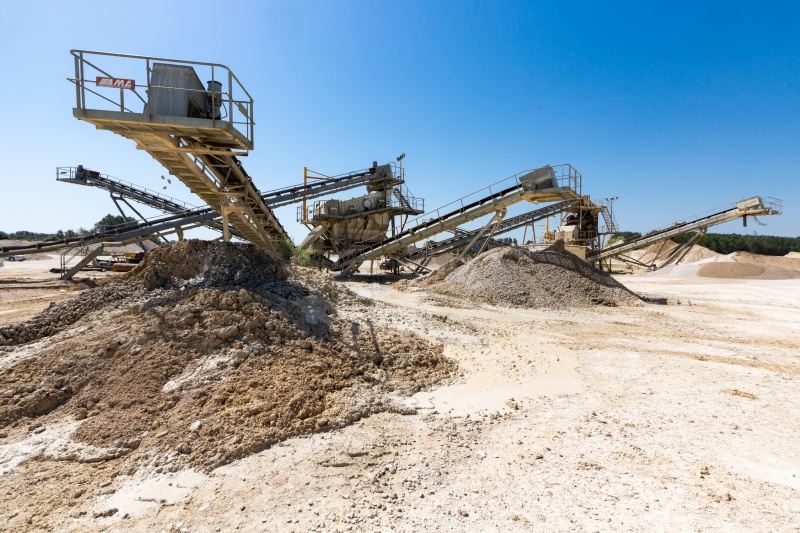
[[0, 257, 114, 326], [0, 274, 799, 531]]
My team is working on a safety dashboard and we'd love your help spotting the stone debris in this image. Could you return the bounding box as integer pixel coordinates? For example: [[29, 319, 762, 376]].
[[0, 240, 456, 471], [423, 242, 642, 308]]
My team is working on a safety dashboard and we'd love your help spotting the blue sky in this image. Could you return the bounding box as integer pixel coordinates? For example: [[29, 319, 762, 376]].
[[1, 0, 797, 243]]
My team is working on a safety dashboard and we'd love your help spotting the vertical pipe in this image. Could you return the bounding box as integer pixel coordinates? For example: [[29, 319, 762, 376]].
[[228, 71, 234, 132], [303, 167, 308, 222], [211, 65, 215, 125], [73, 54, 81, 110], [146, 58, 151, 120], [79, 52, 86, 112]]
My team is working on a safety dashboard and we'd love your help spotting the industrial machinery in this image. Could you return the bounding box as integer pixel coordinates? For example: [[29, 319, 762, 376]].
[[404, 199, 580, 271], [54, 50, 783, 277], [297, 162, 424, 265], [68, 50, 285, 251], [534, 196, 618, 259], [587, 196, 783, 269], [312, 164, 583, 274]]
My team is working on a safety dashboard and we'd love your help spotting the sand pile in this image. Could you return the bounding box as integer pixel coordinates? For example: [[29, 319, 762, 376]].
[[653, 249, 800, 279], [0, 240, 455, 471], [786, 251, 800, 259], [636, 239, 680, 264], [679, 244, 720, 263], [425, 242, 642, 308], [696, 251, 800, 279], [415, 258, 464, 287]]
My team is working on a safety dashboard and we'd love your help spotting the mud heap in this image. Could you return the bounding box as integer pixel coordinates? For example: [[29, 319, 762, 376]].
[[426, 242, 642, 308], [0, 240, 455, 471]]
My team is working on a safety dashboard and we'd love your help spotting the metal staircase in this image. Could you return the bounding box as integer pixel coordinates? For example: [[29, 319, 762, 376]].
[[600, 205, 618, 234]]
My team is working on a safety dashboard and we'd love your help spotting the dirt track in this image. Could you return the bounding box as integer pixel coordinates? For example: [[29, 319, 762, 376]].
[[0, 261, 798, 531]]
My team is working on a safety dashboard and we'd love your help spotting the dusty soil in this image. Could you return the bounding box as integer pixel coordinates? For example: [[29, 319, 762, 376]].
[[0, 241, 455, 480], [0, 246, 798, 532], [0, 257, 113, 327]]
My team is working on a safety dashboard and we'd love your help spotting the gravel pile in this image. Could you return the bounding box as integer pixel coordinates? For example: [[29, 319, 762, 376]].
[[0, 240, 455, 471], [427, 242, 642, 308]]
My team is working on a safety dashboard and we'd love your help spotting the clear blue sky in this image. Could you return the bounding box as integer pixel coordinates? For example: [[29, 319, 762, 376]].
[[1, 0, 797, 243]]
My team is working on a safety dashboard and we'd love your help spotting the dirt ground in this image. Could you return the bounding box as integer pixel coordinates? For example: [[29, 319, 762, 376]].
[[0, 257, 112, 327], [0, 257, 798, 532]]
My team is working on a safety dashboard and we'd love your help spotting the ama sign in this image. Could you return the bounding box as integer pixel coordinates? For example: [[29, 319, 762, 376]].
[[95, 77, 135, 90]]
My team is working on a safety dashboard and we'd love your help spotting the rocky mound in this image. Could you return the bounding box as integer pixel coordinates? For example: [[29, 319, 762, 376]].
[[415, 258, 464, 287], [427, 243, 642, 308], [0, 240, 455, 471]]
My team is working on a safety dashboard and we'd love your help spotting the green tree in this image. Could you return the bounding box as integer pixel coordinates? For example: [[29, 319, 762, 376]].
[[93, 214, 128, 232]]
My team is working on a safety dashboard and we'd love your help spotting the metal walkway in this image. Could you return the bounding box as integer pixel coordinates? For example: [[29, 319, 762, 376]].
[[262, 166, 390, 209], [588, 196, 783, 265], [57, 166, 200, 214], [56, 164, 385, 239], [69, 50, 285, 251], [315, 164, 582, 272]]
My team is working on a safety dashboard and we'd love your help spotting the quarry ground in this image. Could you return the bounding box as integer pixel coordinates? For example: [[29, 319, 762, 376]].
[[0, 259, 798, 532]]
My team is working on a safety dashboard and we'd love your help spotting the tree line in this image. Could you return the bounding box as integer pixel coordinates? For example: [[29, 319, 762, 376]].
[[609, 231, 799, 256], [0, 214, 131, 241]]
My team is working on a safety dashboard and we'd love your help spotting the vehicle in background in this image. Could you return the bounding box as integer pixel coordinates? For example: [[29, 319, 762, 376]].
[[6, 255, 27, 262]]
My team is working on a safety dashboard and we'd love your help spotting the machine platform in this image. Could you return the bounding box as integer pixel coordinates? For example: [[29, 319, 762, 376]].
[[69, 50, 283, 251]]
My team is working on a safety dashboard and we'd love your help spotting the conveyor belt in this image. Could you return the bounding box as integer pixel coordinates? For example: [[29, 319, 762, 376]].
[[315, 165, 581, 272], [588, 196, 782, 263], [0, 208, 216, 257], [406, 199, 578, 261], [69, 50, 286, 251]]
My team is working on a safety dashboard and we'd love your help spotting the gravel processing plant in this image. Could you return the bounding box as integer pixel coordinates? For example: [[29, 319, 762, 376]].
[[0, 50, 797, 531]]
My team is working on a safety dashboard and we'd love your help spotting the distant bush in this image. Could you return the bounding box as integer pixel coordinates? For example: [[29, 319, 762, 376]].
[[608, 232, 641, 245]]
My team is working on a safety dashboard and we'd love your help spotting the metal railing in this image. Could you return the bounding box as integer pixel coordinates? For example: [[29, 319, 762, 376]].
[[631, 196, 783, 242], [390, 185, 424, 212], [56, 166, 200, 212], [326, 164, 582, 268], [68, 49, 255, 145], [397, 163, 580, 235]]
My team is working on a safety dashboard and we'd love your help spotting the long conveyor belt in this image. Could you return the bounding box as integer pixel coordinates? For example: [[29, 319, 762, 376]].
[[0, 207, 217, 257], [587, 196, 782, 264], [58, 165, 381, 216], [406, 199, 578, 261]]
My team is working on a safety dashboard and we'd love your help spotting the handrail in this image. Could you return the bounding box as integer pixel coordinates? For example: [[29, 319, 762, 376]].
[[56, 167, 199, 211], [589, 196, 782, 261], [401, 163, 580, 232], [69, 49, 255, 145], [70, 49, 254, 101], [322, 164, 582, 270]]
